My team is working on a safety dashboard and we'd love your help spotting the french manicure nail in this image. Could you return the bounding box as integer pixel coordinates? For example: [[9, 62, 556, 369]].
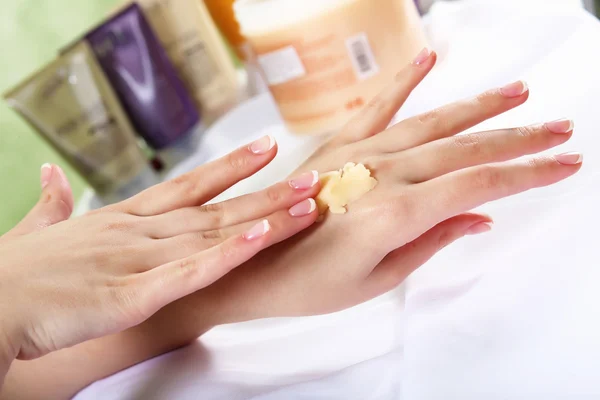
[[555, 152, 583, 165], [466, 222, 493, 235], [412, 47, 431, 65], [500, 80, 528, 98], [289, 198, 317, 217], [243, 220, 271, 240], [40, 163, 53, 189], [249, 135, 276, 155], [289, 171, 319, 190], [545, 118, 574, 134]]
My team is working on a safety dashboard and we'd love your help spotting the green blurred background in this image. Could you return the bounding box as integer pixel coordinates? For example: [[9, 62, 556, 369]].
[[0, 0, 121, 234]]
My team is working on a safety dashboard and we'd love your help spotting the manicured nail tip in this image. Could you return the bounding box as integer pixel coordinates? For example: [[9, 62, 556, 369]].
[[555, 152, 583, 165], [545, 118, 574, 134], [289, 198, 317, 217], [266, 135, 276, 150], [412, 47, 431, 65], [500, 80, 528, 97], [40, 163, 53, 189], [311, 170, 319, 187], [243, 220, 271, 240], [289, 170, 320, 190], [308, 198, 317, 214], [466, 222, 493, 235], [249, 135, 276, 154]]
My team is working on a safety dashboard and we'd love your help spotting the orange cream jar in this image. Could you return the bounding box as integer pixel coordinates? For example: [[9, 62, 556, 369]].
[[234, 0, 428, 135]]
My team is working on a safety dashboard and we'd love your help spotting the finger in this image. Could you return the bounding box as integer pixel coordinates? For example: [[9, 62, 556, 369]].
[[374, 80, 530, 153], [146, 198, 319, 265], [338, 48, 437, 143], [146, 171, 320, 238], [367, 213, 492, 292], [2, 164, 73, 239], [403, 119, 574, 183], [117, 135, 277, 216], [411, 152, 583, 228], [138, 211, 315, 314]]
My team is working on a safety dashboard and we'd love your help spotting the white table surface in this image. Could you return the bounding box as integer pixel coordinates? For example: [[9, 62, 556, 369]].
[[75, 1, 600, 399]]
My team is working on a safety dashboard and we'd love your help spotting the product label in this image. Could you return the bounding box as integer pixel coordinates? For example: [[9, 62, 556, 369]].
[[244, 0, 427, 134], [257, 46, 307, 86], [175, 33, 220, 90], [345, 33, 380, 80]]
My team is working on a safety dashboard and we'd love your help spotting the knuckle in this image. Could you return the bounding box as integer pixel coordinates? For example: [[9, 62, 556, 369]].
[[226, 151, 250, 172], [514, 125, 537, 139], [265, 186, 283, 204], [219, 242, 238, 261], [169, 173, 200, 199], [197, 202, 224, 227], [173, 256, 207, 286], [169, 174, 196, 194], [416, 108, 444, 132], [525, 156, 546, 169], [40, 192, 54, 205], [474, 91, 493, 105], [175, 257, 199, 279], [454, 133, 484, 157], [201, 229, 222, 241], [367, 95, 388, 114], [473, 166, 504, 191]]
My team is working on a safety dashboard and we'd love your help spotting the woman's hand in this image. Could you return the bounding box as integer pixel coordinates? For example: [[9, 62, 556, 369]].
[[0, 136, 320, 364], [183, 48, 581, 322]]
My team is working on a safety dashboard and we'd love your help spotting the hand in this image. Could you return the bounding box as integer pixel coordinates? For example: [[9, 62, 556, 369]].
[[187, 48, 581, 322], [0, 137, 320, 363]]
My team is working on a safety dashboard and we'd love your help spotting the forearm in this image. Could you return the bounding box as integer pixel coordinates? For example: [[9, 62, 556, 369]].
[[1, 293, 219, 400]]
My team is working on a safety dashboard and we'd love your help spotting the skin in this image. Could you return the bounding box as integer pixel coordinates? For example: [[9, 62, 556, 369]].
[[1, 49, 583, 399], [0, 139, 321, 392]]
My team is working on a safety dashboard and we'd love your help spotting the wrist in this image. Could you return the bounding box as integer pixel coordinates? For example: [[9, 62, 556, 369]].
[[0, 315, 22, 387]]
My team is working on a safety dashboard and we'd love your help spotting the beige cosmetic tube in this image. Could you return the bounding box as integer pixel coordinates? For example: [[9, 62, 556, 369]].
[[4, 41, 157, 204], [132, 0, 241, 124]]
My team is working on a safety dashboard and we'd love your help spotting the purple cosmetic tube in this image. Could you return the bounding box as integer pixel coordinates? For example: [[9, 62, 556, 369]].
[[85, 3, 202, 169]]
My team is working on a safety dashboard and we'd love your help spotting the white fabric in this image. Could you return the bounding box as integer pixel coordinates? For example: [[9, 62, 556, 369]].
[[74, 1, 600, 399]]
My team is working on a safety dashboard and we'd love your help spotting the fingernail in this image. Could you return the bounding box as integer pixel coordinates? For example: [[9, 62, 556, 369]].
[[289, 198, 317, 217], [545, 118, 574, 134], [249, 135, 276, 155], [243, 220, 271, 240], [40, 163, 53, 189], [412, 47, 431, 65], [289, 171, 319, 190], [466, 221, 493, 235], [555, 152, 583, 165], [500, 80, 528, 97]]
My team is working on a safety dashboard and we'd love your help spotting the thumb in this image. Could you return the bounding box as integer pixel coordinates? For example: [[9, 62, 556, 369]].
[[2, 164, 74, 239], [367, 213, 493, 293]]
